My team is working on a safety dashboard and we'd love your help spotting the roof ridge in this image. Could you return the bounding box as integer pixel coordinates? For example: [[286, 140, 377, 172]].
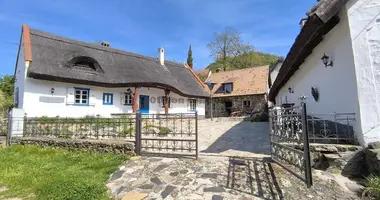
[[210, 65, 269, 74], [29, 28, 185, 68]]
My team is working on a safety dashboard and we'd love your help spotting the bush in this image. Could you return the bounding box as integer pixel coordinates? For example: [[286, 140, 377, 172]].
[[363, 175, 380, 199], [36, 179, 106, 200]]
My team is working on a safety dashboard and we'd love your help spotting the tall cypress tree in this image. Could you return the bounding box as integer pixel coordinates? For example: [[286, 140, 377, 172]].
[[187, 45, 193, 68]]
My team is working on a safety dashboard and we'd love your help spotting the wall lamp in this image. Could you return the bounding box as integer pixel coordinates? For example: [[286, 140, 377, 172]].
[[51, 88, 55, 95], [321, 53, 333, 67], [288, 87, 294, 93]]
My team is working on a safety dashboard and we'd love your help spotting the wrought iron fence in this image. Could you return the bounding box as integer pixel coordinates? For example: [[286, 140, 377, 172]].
[[269, 103, 312, 187], [137, 113, 198, 157], [23, 115, 136, 140], [307, 113, 357, 144]]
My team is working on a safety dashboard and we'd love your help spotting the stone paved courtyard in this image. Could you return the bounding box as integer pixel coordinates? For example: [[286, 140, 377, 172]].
[[107, 120, 359, 200]]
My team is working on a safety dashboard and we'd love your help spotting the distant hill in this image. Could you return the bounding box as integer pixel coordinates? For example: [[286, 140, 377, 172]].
[[205, 51, 282, 72]]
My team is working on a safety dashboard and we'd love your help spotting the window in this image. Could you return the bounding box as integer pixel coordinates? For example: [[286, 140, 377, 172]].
[[160, 96, 171, 108], [212, 103, 216, 110], [189, 99, 196, 111], [223, 83, 233, 93], [74, 88, 90, 105], [243, 100, 251, 108], [103, 93, 113, 105], [124, 93, 132, 105]]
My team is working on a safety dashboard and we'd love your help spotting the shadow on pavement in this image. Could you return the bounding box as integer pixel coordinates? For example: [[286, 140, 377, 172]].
[[201, 121, 270, 155], [225, 157, 284, 200]]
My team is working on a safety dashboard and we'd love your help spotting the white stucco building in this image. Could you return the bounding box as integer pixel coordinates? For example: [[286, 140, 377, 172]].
[[14, 25, 207, 118], [269, 0, 380, 146]]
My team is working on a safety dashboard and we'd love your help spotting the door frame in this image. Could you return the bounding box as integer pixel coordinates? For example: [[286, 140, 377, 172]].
[[139, 95, 150, 114]]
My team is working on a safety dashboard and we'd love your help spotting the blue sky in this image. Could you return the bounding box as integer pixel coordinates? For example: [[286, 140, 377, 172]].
[[0, 0, 315, 75]]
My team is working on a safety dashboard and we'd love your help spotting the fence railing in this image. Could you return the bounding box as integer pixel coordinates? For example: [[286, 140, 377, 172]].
[[307, 113, 357, 144], [22, 115, 136, 140]]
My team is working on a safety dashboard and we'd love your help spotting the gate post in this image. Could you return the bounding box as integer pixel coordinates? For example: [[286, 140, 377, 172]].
[[195, 111, 198, 159], [301, 99, 312, 187], [135, 112, 142, 155]]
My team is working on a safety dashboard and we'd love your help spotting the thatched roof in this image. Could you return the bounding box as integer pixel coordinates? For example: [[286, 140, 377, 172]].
[[23, 26, 208, 98], [268, 0, 346, 101]]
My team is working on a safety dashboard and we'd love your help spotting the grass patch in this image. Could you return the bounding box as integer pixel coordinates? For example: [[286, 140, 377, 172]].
[[0, 145, 128, 200], [363, 175, 380, 199]]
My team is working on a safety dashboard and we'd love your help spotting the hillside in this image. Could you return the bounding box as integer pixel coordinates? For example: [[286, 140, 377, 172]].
[[206, 51, 282, 72]]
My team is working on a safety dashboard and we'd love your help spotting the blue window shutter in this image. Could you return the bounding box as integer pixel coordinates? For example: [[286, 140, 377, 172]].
[[103, 93, 113, 105]]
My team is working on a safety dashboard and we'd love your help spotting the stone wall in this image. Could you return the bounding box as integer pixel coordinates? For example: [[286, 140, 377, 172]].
[[12, 137, 135, 155], [205, 94, 267, 118]]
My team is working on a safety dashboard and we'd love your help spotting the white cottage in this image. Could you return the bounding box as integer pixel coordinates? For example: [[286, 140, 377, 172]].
[[13, 25, 208, 118], [269, 0, 380, 146]]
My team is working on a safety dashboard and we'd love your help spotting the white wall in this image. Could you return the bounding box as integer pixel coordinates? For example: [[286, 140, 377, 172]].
[[275, 10, 360, 123], [270, 62, 282, 86], [347, 0, 380, 145], [14, 37, 26, 109], [22, 78, 205, 117]]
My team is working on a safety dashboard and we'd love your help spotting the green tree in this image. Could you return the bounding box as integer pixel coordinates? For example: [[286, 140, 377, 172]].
[[0, 75, 15, 113], [207, 27, 254, 71], [186, 45, 193, 68]]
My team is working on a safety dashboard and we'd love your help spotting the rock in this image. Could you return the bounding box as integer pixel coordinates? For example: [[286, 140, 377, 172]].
[[169, 171, 179, 176], [204, 186, 226, 192], [138, 184, 154, 190], [196, 178, 214, 185], [342, 150, 366, 178], [0, 185, 8, 193], [150, 177, 163, 185], [121, 192, 148, 200], [130, 156, 141, 161], [148, 158, 162, 162], [110, 170, 125, 181], [312, 153, 330, 170], [131, 178, 149, 187], [180, 169, 188, 174], [161, 185, 176, 198], [368, 141, 380, 149], [153, 164, 169, 172], [161, 175, 175, 183], [212, 195, 224, 200], [201, 173, 218, 179], [313, 145, 338, 153], [345, 182, 364, 193]]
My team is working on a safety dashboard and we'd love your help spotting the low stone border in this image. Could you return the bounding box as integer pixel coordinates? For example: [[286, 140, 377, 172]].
[[11, 137, 135, 155]]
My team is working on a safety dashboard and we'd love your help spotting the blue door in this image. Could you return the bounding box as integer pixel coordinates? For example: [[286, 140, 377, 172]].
[[139, 95, 149, 114]]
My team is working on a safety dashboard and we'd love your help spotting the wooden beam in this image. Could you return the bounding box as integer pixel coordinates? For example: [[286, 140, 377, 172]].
[[164, 89, 170, 114], [132, 87, 139, 113]]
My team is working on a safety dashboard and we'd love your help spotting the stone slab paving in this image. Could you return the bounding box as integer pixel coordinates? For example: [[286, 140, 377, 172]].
[[107, 156, 359, 200], [198, 120, 271, 158]]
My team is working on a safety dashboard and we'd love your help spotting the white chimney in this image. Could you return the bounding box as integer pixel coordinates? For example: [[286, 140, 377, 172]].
[[158, 48, 164, 65]]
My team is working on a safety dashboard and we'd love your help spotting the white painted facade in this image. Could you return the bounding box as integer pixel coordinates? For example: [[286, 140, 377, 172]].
[[273, 0, 380, 146], [347, 0, 380, 144], [17, 78, 205, 117], [269, 62, 282, 86]]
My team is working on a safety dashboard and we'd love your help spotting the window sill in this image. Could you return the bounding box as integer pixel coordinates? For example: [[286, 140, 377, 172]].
[[73, 104, 89, 107], [124, 104, 133, 106]]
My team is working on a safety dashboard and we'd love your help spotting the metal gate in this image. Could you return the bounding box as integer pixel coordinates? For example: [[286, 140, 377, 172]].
[[269, 101, 312, 187], [135, 112, 198, 158]]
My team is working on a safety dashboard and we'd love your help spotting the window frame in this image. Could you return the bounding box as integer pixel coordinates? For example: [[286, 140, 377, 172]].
[[223, 83, 233, 93], [74, 88, 90, 106], [103, 93, 113, 105], [243, 100, 251, 108], [124, 92, 133, 105], [188, 99, 197, 111]]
